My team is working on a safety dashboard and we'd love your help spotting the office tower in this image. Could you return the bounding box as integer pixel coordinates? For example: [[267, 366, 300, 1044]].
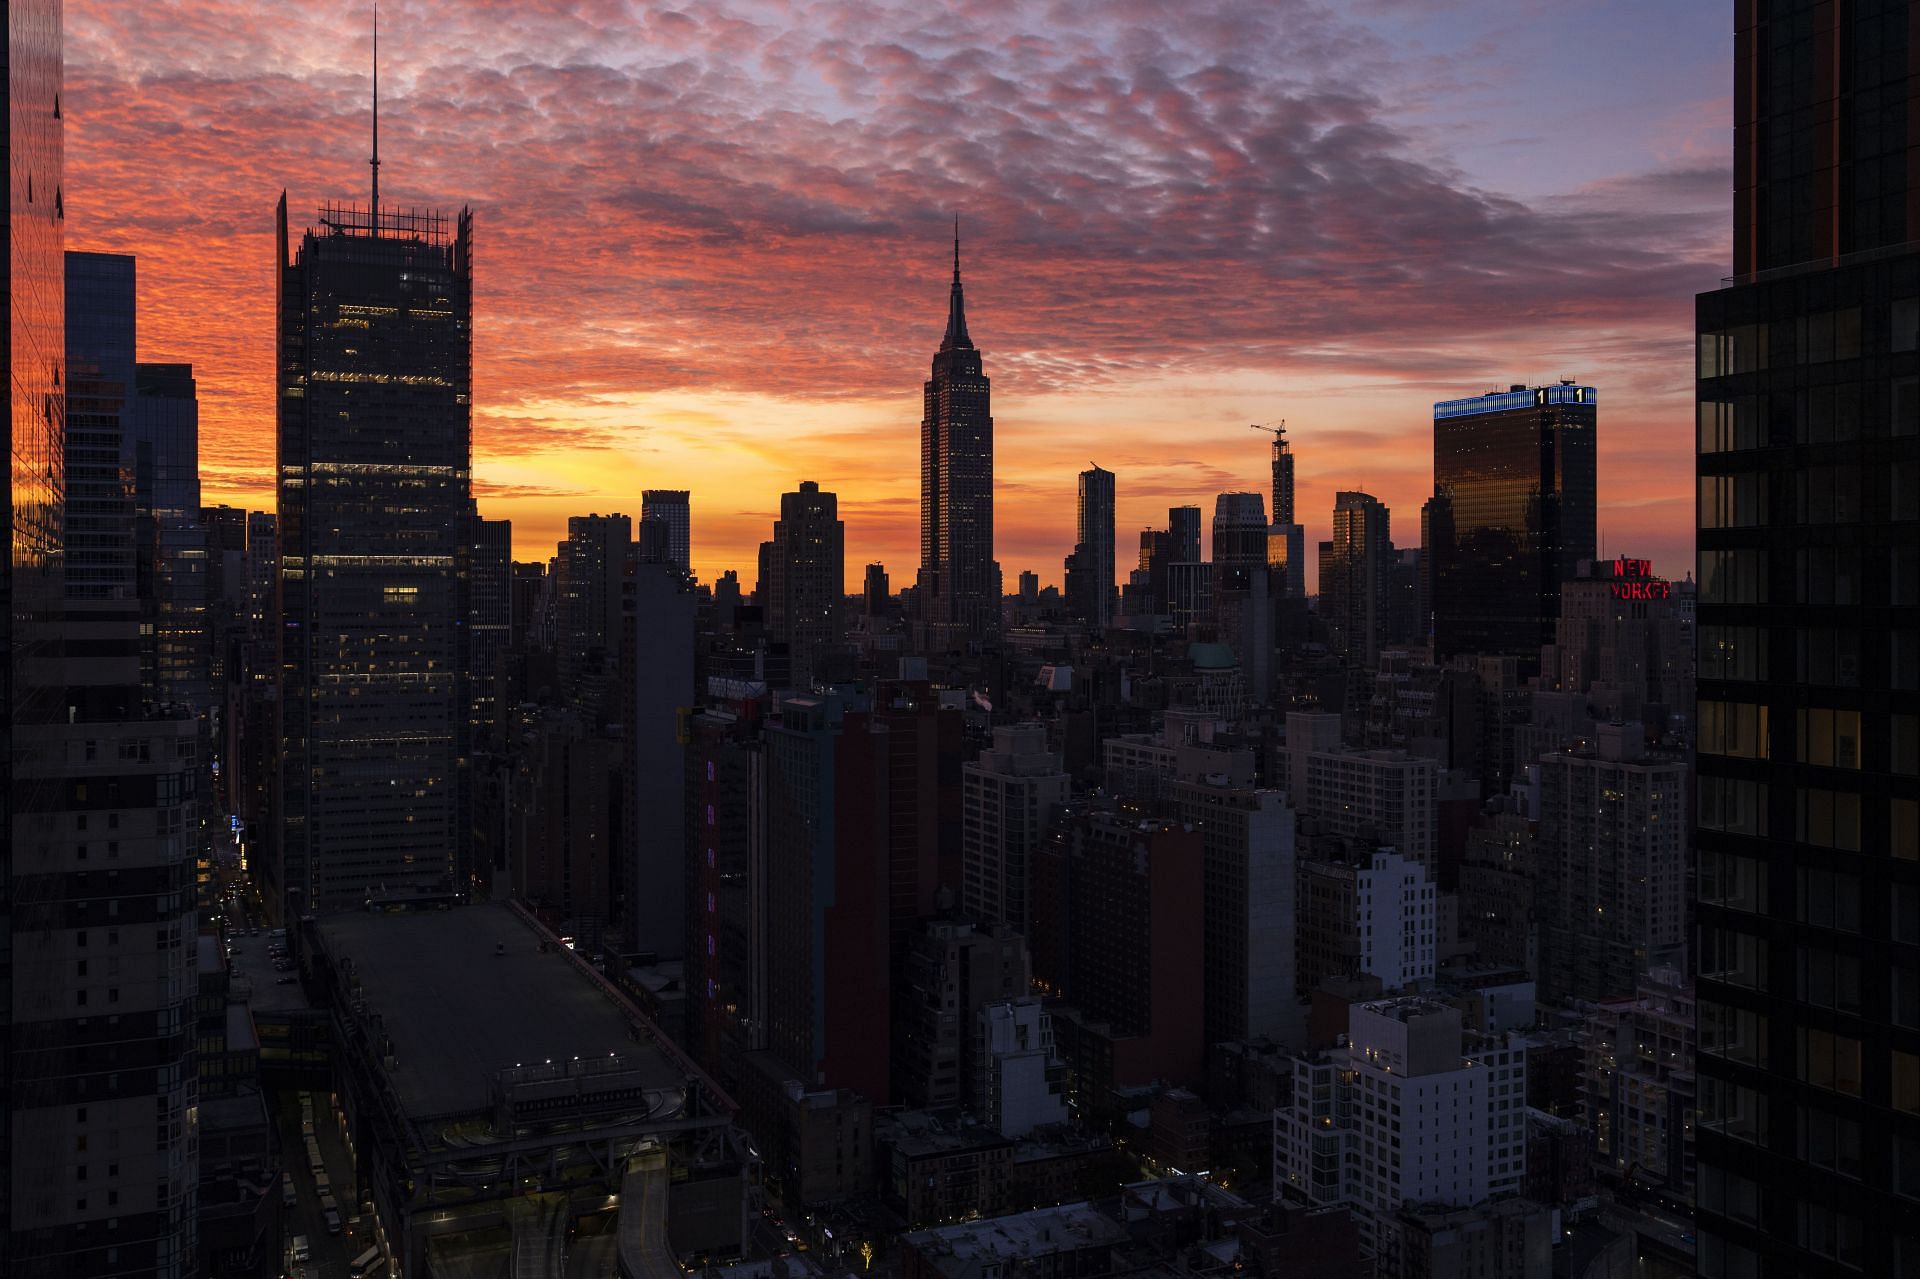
[[1169, 504, 1202, 564], [764, 697, 891, 1102], [1165, 774, 1298, 1045], [640, 488, 691, 575], [1211, 491, 1268, 596], [202, 504, 248, 811], [507, 709, 619, 927], [1296, 848, 1436, 993], [1286, 711, 1437, 870], [864, 561, 890, 615], [960, 723, 1070, 933], [1386, 547, 1421, 648], [9, 219, 202, 1276], [873, 680, 967, 954], [1030, 808, 1206, 1087], [1017, 569, 1039, 604], [1317, 491, 1391, 667], [1066, 464, 1114, 632], [1274, 999, 1527, 1270], [1429, 382, 1596, 660], [893, 920, 1030, 1110], [630, 560, 694, 955], [974, 999, 1068, 1138], [765, 480, 844, 690], [467, 514, 511, 750], [554, 512, 630, 719], [275, 193, 473, 916], [915, 231, 999, 651], [131, 362, 207, 713], [1693, 11, 1920, 1274]]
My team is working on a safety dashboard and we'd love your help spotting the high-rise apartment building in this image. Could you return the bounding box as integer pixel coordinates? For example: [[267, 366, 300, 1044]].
[[640, 488, 691, 575], [1066, 464, 1114, 632], [1694, 11, 1920, 1273], [1429, 383, 1596, 660], [131, 362, 207, 713], [1263, 425, 1307, 600], [1274, 999, 1527, 1271], [630, 560, 694, 955], [916, 233, 999, 651], [1296, 848, 1436, 994], [960, 723, 1070, 934], [1536, 723, 1686, 1004], [892, 919, 1029, 1110], [1317, 490, 1391, 667], [1212, 491, 1270, 690], [1285, 711, 1437, 871], [275, 194, 473, 915], [765, 480, 844, 690], [554, 512, 630, 720]]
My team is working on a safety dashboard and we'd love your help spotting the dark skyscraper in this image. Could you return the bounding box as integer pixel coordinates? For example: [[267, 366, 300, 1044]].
[[1066, 463, 1114, 632], [641, 488, 691, 575], [4, 8, 67, 1261], [1429, 382, 1596, 660], [1317, 490, 1391, 668], [766, 480, 845, 690], [1258, 424, 1307, 600], [1695, 6, 1920, 1277], [131, 361, 208, 712], [916, 230, 999, 651], [275, 194, 474, 915]]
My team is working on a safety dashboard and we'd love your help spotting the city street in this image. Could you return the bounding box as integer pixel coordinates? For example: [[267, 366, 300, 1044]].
[[274, 1086, 371, 1279]]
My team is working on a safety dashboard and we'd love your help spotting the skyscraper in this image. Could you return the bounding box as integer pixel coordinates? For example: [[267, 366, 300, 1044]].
[[6, 20, 69, 1252], [1694, 6, 1920, 1275], [1317, 490, 1391, 667], [641, 488, 691, 575], [916, 229, 999, 651], [1429, 383, 1596, 660], [1260, 425, 1306, 600], [1066, 463, 1114, 632], [131, 362, 207, 713], [1212, 492, 1270, 690], [765, 480, 845, 690], [961, 724, 1070, 935], [275, 193, 474, 915]]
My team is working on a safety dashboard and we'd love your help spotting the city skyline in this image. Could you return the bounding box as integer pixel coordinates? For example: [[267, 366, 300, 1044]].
[[63, 0, 1726, 587]]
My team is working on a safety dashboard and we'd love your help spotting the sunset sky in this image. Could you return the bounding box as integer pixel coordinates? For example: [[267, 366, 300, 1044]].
[[66, 0, 1728, 590]]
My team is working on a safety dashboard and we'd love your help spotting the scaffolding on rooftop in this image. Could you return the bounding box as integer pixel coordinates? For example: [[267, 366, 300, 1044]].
[[315, 200, 453, 245]]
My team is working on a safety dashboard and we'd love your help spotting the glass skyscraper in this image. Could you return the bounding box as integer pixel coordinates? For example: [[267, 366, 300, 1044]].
[[1694, 5, 1920, 1276], [275, 195, 474, 915], [1428, 382, 1597, 661]]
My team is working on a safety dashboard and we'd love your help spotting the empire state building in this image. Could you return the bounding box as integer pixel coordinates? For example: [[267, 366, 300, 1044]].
[[915, 230, 1000, 651]]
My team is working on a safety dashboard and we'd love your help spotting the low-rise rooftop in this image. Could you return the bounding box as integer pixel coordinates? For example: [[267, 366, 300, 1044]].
[[317, 903, 682, 1122]]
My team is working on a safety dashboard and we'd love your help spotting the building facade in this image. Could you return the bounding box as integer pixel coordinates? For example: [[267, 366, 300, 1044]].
[[960, 723, 1069, 934], [274, 196, 473, 915]]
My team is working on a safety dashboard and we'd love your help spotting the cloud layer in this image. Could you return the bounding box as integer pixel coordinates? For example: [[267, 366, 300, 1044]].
[[65, 0, 1728, 586]]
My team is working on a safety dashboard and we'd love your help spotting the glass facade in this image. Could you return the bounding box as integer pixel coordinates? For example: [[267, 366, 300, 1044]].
[[131, 363, 207, 713], [276, 198, 473, 915], [1428, 384, 1597, 660], [1697, 7, 1920, 1275]]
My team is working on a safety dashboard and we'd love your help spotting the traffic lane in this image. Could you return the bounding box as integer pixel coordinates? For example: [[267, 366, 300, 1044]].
[[276, 1088, 354, 1279]]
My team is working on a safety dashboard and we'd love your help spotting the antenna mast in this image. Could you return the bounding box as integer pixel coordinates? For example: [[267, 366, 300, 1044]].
[[370, 0, 381, 220]]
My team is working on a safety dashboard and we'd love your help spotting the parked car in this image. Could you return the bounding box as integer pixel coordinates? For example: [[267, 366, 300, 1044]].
[[324, 1207, 342, 1235]]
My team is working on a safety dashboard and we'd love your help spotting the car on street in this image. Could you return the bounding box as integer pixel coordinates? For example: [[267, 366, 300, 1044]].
[[324, 1206, 342, 1234]]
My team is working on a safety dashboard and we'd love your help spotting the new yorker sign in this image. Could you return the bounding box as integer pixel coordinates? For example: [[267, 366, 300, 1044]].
[[1608, 556, 1671, 600]]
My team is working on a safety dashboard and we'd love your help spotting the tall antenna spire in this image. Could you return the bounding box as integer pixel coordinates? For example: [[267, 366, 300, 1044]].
[[953, 214, 961, 284], [370, 0, 381, 219]]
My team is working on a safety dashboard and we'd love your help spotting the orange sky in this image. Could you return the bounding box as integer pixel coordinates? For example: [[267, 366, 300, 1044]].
[[65, 0, 1729, 590]]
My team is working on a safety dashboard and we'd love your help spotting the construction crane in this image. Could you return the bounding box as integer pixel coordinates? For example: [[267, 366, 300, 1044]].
[[1249, 421, 1287, 441]]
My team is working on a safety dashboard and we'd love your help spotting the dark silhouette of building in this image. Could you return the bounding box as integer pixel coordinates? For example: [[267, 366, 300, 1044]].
[[915, 229, 999, 651], [1694, 5, 1920, 1275], [764, 480, 844, 690], [275, 194, 474, 915], [1317, 491, 1391, 668], [1066, 464, 1114, 632], [1429, 383, 1596, 660], [640, 488, 691, 575]]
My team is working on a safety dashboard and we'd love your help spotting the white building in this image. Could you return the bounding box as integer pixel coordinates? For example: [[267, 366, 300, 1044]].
[[1274, 998, 1527, 1269], [1298, 849, 1436, 993], [961, 724, 1070, 932], [976, 998, 1068, 1138], [1285, 711, 1436, 870]]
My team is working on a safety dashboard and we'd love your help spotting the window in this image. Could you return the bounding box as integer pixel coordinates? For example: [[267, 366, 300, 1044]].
[[1700, 548, 1768, 604], [1797, 708, 1861, 769], [1895, 799, 1919, 861], [1797, 1107, 1863, 1178], [1894, 298, 1919, 354], [1700, 776, 1768, 836], [1896, 633, 1920, 693], [1699, 1164, 1761, 1225], [1703, 701, 1770, 760], [1798, 866, 1862, 932], [1700, 1000, 1767, 1066], [1797, 946, 1862, 1012], [1897, 1052, 1920, 1115], [1797, 465, 1860, 523], [1897, 884, 1920, 944], [1797, 788, 1861, 850], [1796, 547, 1859, 606], [1699, 398, 1768, 452], [1797, 629, 1860, 687], [1701, 849, 1768, 913], [1797, 1200, 1864, 1266], [1701, 473, 1770, 528], [1894, 715, 1920, 777], [1797, 1027, 1863, 1095], [1698, 1077, 1768, 1145], [1703, 626, 1768, 681]]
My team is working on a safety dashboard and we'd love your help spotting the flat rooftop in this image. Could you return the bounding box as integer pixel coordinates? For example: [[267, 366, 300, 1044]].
[[317, 903, 682, 1121]]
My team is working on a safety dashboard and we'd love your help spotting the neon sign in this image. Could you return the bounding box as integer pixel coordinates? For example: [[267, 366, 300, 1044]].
[[1608, 557, 1670, 600]]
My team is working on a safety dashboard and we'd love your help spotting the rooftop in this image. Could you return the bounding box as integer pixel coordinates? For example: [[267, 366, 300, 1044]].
[[902, 1202, 1128, 1269], [317, 903, 681, 1121]]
